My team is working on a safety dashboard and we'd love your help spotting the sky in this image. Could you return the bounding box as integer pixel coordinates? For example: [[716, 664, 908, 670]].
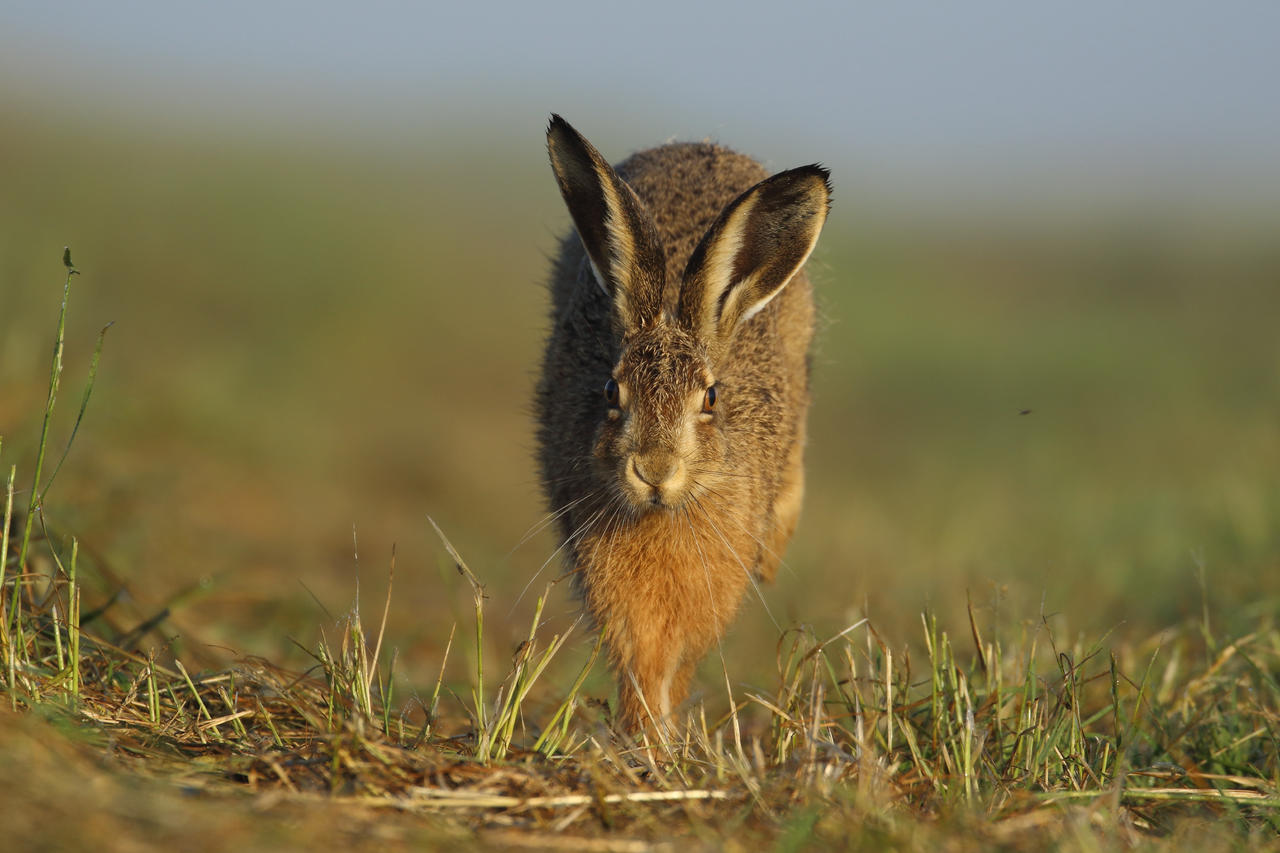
[[3, 1, 1278, 201]]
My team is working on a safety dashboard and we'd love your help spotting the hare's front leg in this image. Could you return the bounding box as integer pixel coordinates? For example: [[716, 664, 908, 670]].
[[613, 623, 684, 731]]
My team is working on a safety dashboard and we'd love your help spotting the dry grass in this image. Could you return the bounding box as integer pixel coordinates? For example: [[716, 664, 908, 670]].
[[3, 256, 1279, 851]]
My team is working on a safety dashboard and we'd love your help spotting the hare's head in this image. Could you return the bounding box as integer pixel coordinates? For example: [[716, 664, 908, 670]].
[[546, 115, 830, 513]]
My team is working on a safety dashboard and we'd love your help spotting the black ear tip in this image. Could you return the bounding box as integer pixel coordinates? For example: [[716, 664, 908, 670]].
[[768, 164, 832, 205], [774, 163, 830, 183], [547, 114, 581, 143], [803, 163, 832, 187], [799, 164, 833, 202]]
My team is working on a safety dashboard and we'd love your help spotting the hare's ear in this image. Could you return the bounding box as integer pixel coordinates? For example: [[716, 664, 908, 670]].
[[679, 165, 830, 347], [547, 115, 665, 330]]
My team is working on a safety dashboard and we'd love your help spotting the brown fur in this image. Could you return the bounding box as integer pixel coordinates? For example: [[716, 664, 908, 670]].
[[535, 116, 830, 730]]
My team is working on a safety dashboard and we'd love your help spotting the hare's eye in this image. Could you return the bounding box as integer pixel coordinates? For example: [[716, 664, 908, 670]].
[[702, 384, 718, 413], [603, 378, 620, 406]]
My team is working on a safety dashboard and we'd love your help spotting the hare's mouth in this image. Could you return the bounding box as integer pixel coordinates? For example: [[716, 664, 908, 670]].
[[644, 492, 682, 511], [620, 482, 688, 513]]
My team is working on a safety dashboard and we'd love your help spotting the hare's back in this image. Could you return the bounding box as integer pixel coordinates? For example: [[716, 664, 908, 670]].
[[615, 143, 769, 288]]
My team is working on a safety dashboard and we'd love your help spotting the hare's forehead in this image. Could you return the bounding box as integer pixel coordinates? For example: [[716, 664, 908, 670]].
[[615, 328, 711, 389]]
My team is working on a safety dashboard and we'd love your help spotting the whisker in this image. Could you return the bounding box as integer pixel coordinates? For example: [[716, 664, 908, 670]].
[[691, 478, 797, 581], [510, 498, 609, 614], [689, 468, 760, 481], [587, 494, 625, 584], [507, 492, 593, 555], [688, 492, 783, 633]]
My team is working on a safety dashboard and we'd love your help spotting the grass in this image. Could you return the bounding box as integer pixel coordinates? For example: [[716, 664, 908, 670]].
[[1, 256, 1278, 850]]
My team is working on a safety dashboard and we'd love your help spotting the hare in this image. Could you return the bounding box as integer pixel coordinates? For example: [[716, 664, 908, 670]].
[[535, 115, 830, 731]]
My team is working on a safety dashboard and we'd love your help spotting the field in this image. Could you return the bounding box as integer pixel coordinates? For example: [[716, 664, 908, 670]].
[[2, 101, 1279, 850]]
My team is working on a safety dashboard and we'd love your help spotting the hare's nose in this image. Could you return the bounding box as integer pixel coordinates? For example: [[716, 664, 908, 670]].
[[631, 455, 685, 491]]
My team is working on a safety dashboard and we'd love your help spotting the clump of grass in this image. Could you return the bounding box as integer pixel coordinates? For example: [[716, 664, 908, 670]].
[[2, 253, 1278, 849]]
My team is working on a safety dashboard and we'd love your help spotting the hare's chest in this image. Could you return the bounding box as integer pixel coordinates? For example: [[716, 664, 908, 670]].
[[580, 512, 755, 644]]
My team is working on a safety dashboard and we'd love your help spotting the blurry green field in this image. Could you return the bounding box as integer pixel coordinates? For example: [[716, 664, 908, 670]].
[[2, 99, 1278, 699]]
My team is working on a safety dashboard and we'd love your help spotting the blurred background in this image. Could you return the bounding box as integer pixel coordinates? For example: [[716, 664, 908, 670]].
[[1, 2, 1277, 697]]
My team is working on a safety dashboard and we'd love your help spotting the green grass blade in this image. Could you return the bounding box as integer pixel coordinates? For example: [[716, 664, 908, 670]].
[[39, 321, 112, 501]]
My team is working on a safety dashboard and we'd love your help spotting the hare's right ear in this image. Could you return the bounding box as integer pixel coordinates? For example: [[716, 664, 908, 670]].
[[547, 115, 665, 330], [679, 165, 830, 354]]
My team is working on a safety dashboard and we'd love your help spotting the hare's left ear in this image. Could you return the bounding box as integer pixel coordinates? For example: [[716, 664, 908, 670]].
[[679, 165, 830, 348]]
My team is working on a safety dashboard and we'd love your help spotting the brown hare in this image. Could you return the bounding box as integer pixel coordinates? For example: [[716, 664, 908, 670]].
[[535, 115, 830, 731]]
